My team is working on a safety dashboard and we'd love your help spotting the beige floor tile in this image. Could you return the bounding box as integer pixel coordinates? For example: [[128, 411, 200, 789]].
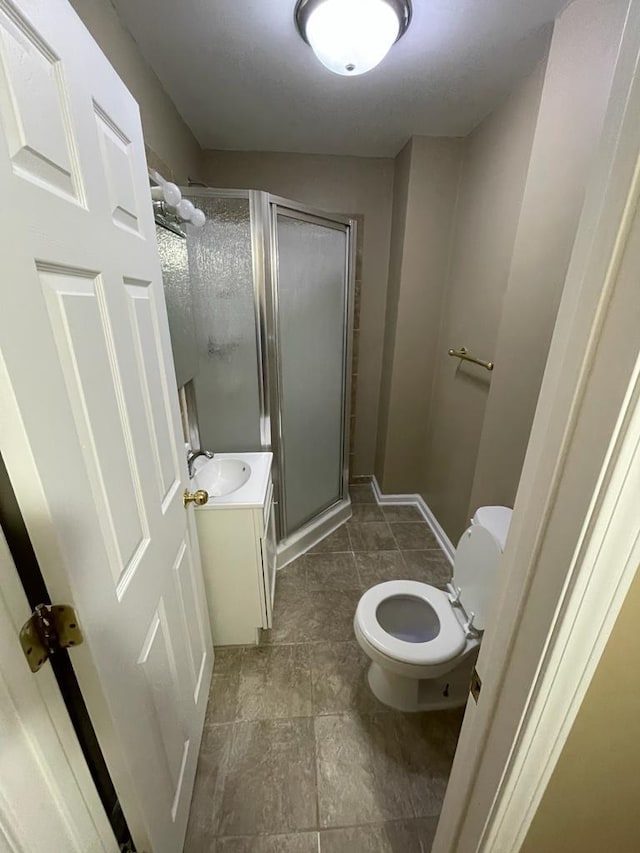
[[310, 641, 385, 715], [304, 552, 361, 591], [401, 551, 452, 588], [354, 551, 408, 587], [351, 502, 385, 522], [267, 586, 361, 644], [184, 723, 234, 852], [394, 711, 464, 818], [216, 718, 317, 836], [389, 523, 439, 550], [309, 525, 351, 553], [236, 645, 312, 720], [348, 522, 396, 552], [349, 484, 376, 504], [216, 832, 319, 852], [319, 818, 438, 853], [381, 505, 424, 522], [315, 713, 414, 827]]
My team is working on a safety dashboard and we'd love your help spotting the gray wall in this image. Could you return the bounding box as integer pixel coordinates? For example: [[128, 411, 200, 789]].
[[378, 0, 626, 545], [419, 59, 548, 538], [469, 0, 628, 518], [375, 141, 413, 483], [200, 150, 395, 477], [375, 138, 464, 493], [69, 0, 202, 183]]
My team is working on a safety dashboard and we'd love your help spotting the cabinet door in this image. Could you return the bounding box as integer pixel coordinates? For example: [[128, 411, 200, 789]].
[[261, 492, 277, 627]]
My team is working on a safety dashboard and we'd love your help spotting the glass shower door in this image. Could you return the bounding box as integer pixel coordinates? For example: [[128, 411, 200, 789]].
[[273, 208, 351, 539], [184, 190, 264, 452]]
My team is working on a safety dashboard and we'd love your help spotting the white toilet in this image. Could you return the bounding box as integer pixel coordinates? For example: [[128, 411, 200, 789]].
[[354, 506, 512, 712]]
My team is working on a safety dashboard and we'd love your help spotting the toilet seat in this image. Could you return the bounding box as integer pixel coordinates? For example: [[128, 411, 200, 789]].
[[356, 580, 466, 666]]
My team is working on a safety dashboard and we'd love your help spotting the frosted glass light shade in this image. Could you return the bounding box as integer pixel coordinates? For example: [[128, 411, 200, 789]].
[[176, 198, 195, 220], [151, 181, 181, 207], [190, 208, 206, 228], [306, 0, 401, 76]]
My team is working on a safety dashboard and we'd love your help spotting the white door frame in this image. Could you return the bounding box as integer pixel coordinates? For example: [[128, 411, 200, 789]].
[[434, 0, 640, 849]]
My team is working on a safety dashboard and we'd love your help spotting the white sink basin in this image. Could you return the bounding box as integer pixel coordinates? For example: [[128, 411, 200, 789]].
[[192, 452, 272, 509], [193, 458, 252, 498]]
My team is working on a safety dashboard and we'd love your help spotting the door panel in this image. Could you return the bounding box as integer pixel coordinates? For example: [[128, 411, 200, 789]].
[[126, 280, 180, 506], [94, 103, 142, 233], [173, 539, 209, 699], [39, 265, 151, 588], [0, 14, 83, 203], [0, 2, 213, 851], [138, 602, 186, 796]]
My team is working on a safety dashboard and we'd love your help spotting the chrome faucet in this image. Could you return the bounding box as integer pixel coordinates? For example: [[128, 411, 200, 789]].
[[187, 449, 213, 477]]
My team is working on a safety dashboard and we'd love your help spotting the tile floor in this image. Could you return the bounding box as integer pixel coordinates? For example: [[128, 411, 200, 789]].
[[184, 483, 464, 853]]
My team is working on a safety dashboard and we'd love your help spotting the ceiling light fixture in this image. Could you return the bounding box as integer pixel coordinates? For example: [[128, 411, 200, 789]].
[[295, 0, 411, 77]]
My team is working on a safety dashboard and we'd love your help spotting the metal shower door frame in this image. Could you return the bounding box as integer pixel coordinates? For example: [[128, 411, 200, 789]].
[[264, 194, 356, 564], [181, 187, 355, 564]]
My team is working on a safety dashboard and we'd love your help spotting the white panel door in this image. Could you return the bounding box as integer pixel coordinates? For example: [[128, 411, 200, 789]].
[[0, 1, 213, 851], [0, 530, 118, 853]]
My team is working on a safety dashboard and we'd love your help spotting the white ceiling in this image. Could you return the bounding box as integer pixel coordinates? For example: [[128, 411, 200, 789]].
[[113, 0, 570, 158]]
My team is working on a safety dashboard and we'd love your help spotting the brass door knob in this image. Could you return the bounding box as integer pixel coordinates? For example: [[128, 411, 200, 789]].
[[183, 489, 209, 507]]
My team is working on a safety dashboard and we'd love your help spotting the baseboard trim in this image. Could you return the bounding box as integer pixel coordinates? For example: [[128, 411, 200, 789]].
[[371, 476, 455, 564]]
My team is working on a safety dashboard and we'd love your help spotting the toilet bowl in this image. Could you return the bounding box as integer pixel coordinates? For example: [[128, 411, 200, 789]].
[[354, 506, 512, 712]]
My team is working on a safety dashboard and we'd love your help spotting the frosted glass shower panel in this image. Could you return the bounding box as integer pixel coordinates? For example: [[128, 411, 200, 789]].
[[155, 225, 198, 388], [276, 214, 348, 535], [186, 195, 261, 451]]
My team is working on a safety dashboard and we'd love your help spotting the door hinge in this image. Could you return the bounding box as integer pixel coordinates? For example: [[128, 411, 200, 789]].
[[19, 603, 83, 673], [470, 667, 482, 703]]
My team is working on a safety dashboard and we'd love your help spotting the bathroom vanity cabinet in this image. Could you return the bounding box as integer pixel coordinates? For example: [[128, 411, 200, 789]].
[[194, 452, 276, 645]]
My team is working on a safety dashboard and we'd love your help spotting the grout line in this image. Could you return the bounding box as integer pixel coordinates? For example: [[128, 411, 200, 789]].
[[316, 814, 442, 834], [210, 815, 440, 845], [308, 641, 316, 718], [352, 546, 364, 589], [387, 519, 401, 553], [345, 521, 354, 552], [311, 702, 322, 834], [305, 548, 353, 556]]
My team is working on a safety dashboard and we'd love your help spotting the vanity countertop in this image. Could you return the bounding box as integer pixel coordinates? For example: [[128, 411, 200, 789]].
[[192, 451, 273, 510]]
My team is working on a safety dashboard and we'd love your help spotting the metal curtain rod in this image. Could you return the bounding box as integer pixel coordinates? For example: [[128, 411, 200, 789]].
[[448, 346, 494, 372]]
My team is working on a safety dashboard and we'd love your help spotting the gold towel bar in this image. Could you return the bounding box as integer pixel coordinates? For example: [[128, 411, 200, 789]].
[[448, 347, 494, 372]]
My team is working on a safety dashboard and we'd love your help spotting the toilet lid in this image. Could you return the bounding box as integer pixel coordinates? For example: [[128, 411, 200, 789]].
[[355, 581, 466, 666], [452, 525, 503, 631], [472, 506, 512, 551]]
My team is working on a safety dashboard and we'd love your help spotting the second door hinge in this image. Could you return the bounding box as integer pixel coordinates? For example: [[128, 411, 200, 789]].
[[19, 603, 83, 673]]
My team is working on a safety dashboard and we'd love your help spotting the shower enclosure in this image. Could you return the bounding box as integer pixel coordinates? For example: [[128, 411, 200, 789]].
[[181, 188, 356, 566]]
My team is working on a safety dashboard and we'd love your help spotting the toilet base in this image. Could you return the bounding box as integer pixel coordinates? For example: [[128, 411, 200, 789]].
[[367, 655, 476, 712]]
